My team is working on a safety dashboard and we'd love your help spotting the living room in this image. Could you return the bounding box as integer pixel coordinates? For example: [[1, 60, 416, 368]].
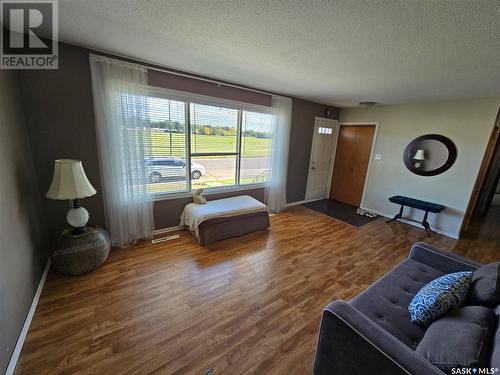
[[1, 1, 500, 374]]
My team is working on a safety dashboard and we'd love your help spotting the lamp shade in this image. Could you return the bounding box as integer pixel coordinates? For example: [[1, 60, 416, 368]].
[[46, 159, 96, 200], [413, 149, 425, 161]]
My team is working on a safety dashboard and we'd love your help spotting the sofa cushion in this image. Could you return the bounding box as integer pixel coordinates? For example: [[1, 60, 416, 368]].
[[416, 306, 496, 374], [468, 262, 500, 307], [487, 305, 500, 369], [350, 258, 445, 349], [408, 271, 472, 326]]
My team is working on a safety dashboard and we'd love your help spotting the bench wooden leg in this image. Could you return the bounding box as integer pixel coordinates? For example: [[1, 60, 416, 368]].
[[421, 210, 434, 235], [387, 205, 404, 223]]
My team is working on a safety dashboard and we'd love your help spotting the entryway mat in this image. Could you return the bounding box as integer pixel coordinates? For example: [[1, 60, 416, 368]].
[[302, 199, 379, 227]]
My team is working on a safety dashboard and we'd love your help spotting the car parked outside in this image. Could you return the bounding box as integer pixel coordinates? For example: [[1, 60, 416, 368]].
[[146, 157, 206, 183]]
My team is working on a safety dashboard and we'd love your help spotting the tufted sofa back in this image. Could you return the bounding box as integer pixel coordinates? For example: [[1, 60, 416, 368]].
[[488, 306, 500, 368], [350, 258, 445, 349]]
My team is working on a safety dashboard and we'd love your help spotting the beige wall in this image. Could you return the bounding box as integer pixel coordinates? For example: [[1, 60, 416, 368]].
[[340, 98, 500, 238], [0, 70, 47, 373]]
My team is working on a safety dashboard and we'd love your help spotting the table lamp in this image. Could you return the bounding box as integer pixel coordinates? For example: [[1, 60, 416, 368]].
[[46, 159, 97, 234], [413, 149, 425, 168]]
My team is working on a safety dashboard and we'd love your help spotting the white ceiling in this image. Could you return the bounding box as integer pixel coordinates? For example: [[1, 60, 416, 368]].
[[56, 0, 500, 107]]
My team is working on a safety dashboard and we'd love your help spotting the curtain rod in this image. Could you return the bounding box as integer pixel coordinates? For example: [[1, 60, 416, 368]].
[[89, 47, 284, 98]]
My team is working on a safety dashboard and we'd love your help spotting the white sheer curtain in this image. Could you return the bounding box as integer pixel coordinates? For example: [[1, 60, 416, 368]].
[[89, 54, 154, 247], [266, 95, 292, 213]]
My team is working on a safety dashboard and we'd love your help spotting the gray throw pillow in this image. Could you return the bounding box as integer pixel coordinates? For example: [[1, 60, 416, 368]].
[[468, 262, 500, 307], [416, 306, 496, 374]]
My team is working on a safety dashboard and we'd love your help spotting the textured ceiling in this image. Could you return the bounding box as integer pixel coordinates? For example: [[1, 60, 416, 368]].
[[56, 0, 500, 106]]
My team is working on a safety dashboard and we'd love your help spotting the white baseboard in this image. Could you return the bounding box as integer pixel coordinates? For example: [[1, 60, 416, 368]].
[[286, 197, 325, 207], [6, 258, 51, 375], [361, 207, 460, 239], [152, 225, 184, 236]]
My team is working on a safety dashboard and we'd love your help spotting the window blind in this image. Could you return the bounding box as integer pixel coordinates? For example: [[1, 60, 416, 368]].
[[143, 95, 189, 194]]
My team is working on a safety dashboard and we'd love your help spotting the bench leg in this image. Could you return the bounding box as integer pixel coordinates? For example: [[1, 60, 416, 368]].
[[387, 205, 404, 223], [421, 211, 434, 235]]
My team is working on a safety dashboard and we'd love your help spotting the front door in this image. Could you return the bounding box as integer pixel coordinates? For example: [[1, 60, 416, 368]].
[[330, 125, 375, 207], [305, 118, 338, 200]]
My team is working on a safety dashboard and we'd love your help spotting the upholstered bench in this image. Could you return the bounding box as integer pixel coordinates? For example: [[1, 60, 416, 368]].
[[387, 195, 445, 234], [180, 195, 270, 245]]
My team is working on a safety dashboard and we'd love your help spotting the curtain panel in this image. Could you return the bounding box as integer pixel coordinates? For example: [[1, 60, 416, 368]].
[[89, 54, 155, 247], [266, 96, 292, 212]]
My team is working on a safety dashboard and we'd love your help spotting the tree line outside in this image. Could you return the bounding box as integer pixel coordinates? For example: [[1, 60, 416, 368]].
[[151, 120, 272, 139]]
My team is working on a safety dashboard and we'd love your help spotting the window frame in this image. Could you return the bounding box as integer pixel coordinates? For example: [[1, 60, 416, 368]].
[[145, 86, 276, 201]]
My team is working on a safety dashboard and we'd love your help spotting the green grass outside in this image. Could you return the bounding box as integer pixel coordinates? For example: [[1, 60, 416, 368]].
[[147, 177, 262, 194], [150, 132, 271, 158]]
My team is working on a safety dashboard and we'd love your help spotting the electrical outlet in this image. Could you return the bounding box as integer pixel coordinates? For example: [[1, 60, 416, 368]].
[[375, 153, 382, 160]]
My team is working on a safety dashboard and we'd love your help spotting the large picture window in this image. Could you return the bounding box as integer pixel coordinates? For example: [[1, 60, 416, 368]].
[[144, 90, 277, 196]]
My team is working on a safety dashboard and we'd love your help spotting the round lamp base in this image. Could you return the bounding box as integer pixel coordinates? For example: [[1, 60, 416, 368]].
[[67, 206, 89, 228]]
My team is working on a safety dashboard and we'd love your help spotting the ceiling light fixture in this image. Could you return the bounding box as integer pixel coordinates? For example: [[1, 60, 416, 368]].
[[359, 101, 377, 109]]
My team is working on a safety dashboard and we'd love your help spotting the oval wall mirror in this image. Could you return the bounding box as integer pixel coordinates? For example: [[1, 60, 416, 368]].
[[403, 134, 457, 176]]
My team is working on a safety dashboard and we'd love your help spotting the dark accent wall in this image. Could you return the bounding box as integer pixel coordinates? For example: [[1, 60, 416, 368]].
[[287, 98, 339, 203], [148, 69, 271, 107], [18, 42, 338, 234], [0, 70, 48, 373], [18, 43, 106, 238]]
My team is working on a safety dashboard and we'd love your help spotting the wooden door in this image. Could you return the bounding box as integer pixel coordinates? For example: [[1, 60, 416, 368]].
[[461, 125, 500, 232], [305, 118, 338, 200], [330, 125, 375, 206]]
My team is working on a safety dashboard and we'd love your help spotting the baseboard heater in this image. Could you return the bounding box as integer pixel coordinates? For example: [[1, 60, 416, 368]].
[[152, 234, 180, 244]]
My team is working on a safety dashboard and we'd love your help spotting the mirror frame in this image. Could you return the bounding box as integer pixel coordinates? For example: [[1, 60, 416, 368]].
[[403, 134, 457, 176]]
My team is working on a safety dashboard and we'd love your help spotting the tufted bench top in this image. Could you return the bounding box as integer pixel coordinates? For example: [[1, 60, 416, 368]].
[[389, 195, 445, 213]]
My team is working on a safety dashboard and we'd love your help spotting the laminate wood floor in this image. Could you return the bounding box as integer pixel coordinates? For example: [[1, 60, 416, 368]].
[[15, 205, 499, 375]]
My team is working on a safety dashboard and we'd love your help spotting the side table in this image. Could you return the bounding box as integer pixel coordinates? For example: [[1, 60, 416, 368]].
[[51, 225, 110, 276]]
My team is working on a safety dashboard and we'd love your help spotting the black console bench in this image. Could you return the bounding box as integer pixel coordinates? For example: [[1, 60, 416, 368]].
[[387, 195, 445, 234]]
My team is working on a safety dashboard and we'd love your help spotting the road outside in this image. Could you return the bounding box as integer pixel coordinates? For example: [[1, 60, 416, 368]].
[[147, 156, 271, 193], [194, 156, 270, 187]]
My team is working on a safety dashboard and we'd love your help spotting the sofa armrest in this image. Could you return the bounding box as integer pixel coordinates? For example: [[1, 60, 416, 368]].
[[408, 242, 482, 273], [313, 300, 444, 375]]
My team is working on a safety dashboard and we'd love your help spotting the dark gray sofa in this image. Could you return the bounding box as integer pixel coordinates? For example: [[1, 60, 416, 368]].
[[313, 242, 491, 375]]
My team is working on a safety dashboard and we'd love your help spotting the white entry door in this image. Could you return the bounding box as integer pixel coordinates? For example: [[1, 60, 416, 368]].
[[305, 117, 339, 200]]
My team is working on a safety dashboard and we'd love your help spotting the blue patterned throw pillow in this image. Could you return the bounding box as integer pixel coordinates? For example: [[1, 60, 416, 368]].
[[408, 271, 473, 326]]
